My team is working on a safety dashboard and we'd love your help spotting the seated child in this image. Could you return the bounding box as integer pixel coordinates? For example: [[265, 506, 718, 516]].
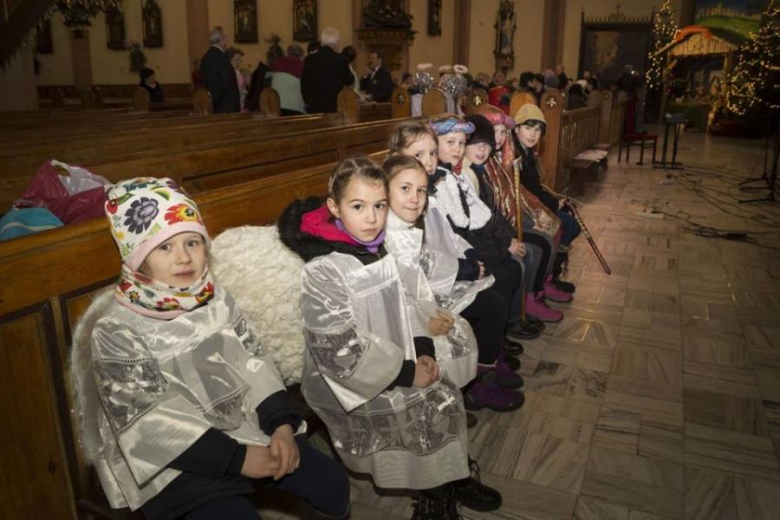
[[512, 105, 582, 258], [461, 113, 563, 323], [382, 154, 524, 414], [73, 178, 350, 520], [278, 157, 502, 518], [430, 114, 548, 331]]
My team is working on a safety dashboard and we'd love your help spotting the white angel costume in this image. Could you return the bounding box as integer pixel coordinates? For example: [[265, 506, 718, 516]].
[[299, 251, 470, 490], [71, 287, 303, 511], [384, 208, 490, 388]]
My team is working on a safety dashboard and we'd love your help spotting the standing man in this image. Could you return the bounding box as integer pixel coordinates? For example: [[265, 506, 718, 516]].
[[200, 27, 240, 113], [359, 50, 393, 102], [301, 28, 354, 113]]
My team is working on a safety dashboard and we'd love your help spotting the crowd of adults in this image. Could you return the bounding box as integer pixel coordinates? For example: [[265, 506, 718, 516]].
[[190, 26, 393, 115]]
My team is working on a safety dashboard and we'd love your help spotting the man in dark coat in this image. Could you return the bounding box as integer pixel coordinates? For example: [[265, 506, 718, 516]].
[[301, 27, 354, 113], [359, 50, 394, 102], [199, 28, 240, 113]]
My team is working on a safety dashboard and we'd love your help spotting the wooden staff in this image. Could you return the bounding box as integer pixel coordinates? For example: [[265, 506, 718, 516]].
[[545, 186, 612, 275], [511, 157, 528, 320]]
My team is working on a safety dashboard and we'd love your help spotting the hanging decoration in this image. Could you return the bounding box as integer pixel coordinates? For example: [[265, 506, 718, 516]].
[[646, 0, 678, 91], [412, 63, 435, 94], [725, 0, 780, 116]]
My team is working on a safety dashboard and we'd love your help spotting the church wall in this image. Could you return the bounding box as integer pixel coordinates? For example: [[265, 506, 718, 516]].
[[561, 0, 684, 80], [407, 0, 457, 74], [0, 46, 39, 110], [36, 12, 75, 86], [467, 0, 544, 78]]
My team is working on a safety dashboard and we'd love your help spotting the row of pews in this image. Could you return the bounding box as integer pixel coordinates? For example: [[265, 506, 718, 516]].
[[0, 83, 625, 519]]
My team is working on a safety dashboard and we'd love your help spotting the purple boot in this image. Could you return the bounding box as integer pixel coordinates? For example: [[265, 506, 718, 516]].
[[464, 367, 524, 412], [496, 357, 524, 389]]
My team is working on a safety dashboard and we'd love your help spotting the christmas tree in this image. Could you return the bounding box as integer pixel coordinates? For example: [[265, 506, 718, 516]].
[[725, 0, 780, 117], [647, 0, 678, 91]]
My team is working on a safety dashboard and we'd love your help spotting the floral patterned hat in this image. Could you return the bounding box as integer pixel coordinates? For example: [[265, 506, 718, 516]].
[[104, 177, 210, 271]]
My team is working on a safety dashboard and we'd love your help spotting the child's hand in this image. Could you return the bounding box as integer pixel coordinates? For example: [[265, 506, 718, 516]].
[[241, 445, 281, 479], [478, 261, 486, 278], [558, 199, 567, 210], [509, 239, 526, 257], [413, 355, 439, 388], [269, 424, 300, 480], [429, 310, 454, 336]]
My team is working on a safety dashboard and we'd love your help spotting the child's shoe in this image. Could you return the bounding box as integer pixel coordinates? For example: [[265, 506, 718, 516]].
[[499, 351, 521, 371], [453, 458, 502, 512], [496, 357, 524, 389], [526, 292, 564, 322], [544, 277, 573, 303], [464, 368, 524, 412], [553, 277, 576, 294], [412, 484, 461, 520]]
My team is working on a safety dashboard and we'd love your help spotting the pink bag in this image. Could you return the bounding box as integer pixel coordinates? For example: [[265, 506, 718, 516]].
[[16, 161, 111, 224]]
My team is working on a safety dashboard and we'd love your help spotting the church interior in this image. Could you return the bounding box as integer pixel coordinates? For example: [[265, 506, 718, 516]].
[[1, 0, 779, 519]]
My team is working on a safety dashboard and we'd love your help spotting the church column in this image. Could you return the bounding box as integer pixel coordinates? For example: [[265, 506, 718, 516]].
[[541, 0, 565, 70], [186, 0, 210, 76], [70, 31, 93, 89], [454, 0, 470, 67]]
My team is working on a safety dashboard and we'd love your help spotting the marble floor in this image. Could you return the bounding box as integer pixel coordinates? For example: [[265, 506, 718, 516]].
[[260, 130, 780, 520]]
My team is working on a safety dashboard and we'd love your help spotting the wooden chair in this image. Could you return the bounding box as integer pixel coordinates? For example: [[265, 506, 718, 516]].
[[618, 97, 657, 165]]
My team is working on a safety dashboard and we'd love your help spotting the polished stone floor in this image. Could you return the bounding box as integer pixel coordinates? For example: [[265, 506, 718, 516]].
[[260, 131, 780, 519]]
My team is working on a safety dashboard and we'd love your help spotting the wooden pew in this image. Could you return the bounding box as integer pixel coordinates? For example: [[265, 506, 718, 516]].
[[509, 90, 538, 117], [466, 89, 489, 115], [391, 86, 412, 119], [0, 155, 360, 519], [422, 88, 447, 116], [336, 88, 392, 124]]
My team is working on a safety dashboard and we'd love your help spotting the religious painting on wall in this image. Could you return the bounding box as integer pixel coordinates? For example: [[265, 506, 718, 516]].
[[105, 6, 126, 50], [494, 0, 516, 70], [428, 0, 442, 36], [579, 16, 652, 84], [293, 0, 317, 41], [235, 0, 258, 44], [694, 0, 767, 40], [36, 17, 53, 54], [142, 0, 163, 48]]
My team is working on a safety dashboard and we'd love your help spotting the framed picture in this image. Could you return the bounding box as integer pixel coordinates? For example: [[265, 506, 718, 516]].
[[293, 0, 317, 42], [578, 12, 652, 84], [105, 6, 126, 50], [36, 18, 53, 54], [235, 0, 258, 44], [142, 0, 163, 48], [427, 0, 441, 36]]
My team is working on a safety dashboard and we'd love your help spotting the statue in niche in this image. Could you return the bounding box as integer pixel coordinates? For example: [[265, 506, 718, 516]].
[[494, 0, 516, 69], [143, 0, 163, 48], [363, 0, 413, 30], [428, 0, 442, 36]]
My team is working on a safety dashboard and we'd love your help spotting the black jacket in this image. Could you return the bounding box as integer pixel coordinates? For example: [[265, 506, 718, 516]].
[[516, 144, 559, 212], [244, 61, 269, 112], [301, 47, 355, 113], [360, 65, 394, 102], [200, 46, 240, 113]]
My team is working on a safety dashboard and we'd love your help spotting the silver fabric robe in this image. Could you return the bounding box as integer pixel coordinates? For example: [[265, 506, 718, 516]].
[[300, 251, 469, 490], [88, 287, 301, 510], [384, 210, 479, 388]]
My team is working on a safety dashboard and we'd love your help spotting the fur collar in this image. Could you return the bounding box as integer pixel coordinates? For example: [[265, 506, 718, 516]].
[[278, 197, 380, 262]]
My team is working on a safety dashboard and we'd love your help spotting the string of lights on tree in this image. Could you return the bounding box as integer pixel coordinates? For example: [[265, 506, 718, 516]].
[[724, 0, 780, 116], [646, 0, 678, 91]]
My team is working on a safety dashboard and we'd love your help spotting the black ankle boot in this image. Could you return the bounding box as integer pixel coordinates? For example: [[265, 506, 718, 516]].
[[452, 458, 502, 512], [412, 484, 461, 519]]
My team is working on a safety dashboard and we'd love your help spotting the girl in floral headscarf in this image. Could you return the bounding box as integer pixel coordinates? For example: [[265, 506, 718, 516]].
[[74, 177, 349, 520]]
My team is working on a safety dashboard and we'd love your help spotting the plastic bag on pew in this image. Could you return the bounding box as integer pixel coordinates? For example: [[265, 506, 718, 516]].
[[210, 225, 306, 385], [14, 160, 112, 224]]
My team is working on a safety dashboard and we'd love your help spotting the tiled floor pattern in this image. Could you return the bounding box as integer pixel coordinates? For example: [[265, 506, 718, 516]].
[[259, 132, 780, 519]]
